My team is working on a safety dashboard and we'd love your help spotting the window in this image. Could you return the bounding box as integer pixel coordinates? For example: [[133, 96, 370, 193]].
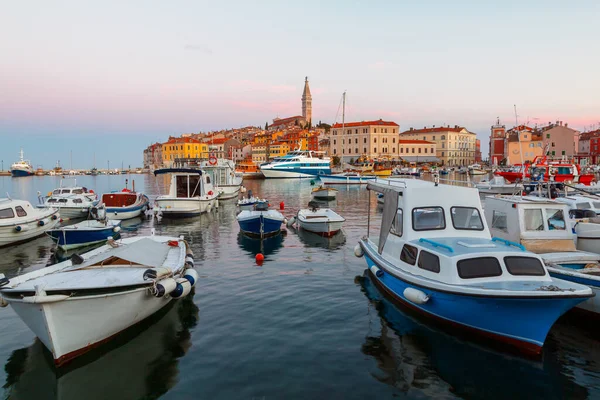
[[0, 208, 15, 219], [58, 199, 68, 203], [433, 136, 435, 140], [47, 198, 58, 203], [504, 256, 545, 276], [546, 133, 550, 139], [355, 148, 358, 153], [374, 138, 377, 143], [424, 148, 428, 153], [411, 148, 415, 153], [400, 244, 418, 265], [72, 198, 83, 204], [441, 135, 446, 140], [413, 207, 446, 231], [562, 150, 566, 156], [551, 151, 555, 156], [423, 136, 426, 140], [524, 209, 544, 231], [374, 148, 377, 153], [61, 189, 70, 194], [418, 148, 421, 153], [363, 148, 367, 153], [363, 138, 367, 144], [418, 251, 440, 273], [547, 209, 566, 230], [451, 207, 484, 230], [393, 138, 395, 143], [492, 212, 508, 234], [73, 189, 83, 194], [15, 206, 27, 217], [400, 148, 404, 153], [392, 147, 395, 153], [551, 142, 555, 147], [457, 257, 502, 279], [333, 140, 336, 145], [390, 209, 403, 237], [374, 129, 377, 133], [355, 138, 358, 144]]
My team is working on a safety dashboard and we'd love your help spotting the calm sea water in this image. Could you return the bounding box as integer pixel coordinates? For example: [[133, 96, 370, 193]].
[[0, 174, 599, 399]]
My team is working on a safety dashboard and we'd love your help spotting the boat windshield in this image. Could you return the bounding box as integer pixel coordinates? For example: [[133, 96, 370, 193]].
[[0, 208, 15, 219], [547, 209, 566, 230], [450, 207, 484, 231]]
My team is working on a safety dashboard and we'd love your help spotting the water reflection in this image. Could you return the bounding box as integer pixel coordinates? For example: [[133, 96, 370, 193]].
[[120, 216, 144, 231], [0, 236, 52, 276], [295, 228, 346, 251], [357, 272, 598, 399], [3, 294, 199, 400], [237, 232, 284, 259]]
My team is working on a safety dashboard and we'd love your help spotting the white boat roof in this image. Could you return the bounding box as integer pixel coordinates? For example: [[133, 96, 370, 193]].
[[486, 195, 560, 205], [78, 237, 171, 269]]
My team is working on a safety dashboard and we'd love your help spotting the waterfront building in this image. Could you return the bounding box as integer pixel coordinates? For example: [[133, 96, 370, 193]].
[[143, 142, 163, 170], [251, 144, 268, 164], [397, 140, 438, 164], [540, 121, 579, 158], [162, 137, 208, 167], [505, 126, 543, 165], [576, 130, 600, 165], [207, 138, 241, 158], [489, 118, 506, 165], [400, 125, 477, 167], [230, 144, 252, 163], [330, 119, 400, 163], [269, 141, 291, 159], [475, 139, 482, 163]]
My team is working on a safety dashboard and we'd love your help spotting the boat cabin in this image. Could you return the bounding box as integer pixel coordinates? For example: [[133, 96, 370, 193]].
[[0, 199, 37, 222], [365, 179, 551, 285], [554, 195, 600, 216], [483, 196, 576, 253], [155, 168, 213, 199], [102, 192, 138, 207]]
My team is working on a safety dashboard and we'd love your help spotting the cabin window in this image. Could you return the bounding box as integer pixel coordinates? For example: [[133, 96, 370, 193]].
[[53, 190, 61, 195], [491, 211, 508, 232], [457, 257, 502, 279], [61, 189, 70, 194], [412, 207, 446, 231], [593, 202, 600, 209], [576, 202, 592, 210], [504, 256, 545, 276], [190, 176, 202, 197], [450, 207, 484, 231], [58, 199, 68, 203], [0, 208, 15, 219], [524, 209, 544, 231], [418, 250, 440, 273], [15, 206, 27, 217], [546, 209, 566, 230], [47, 198, 58, 203], [72, 198, 83, 204], [400, 244, 418, 265], [73, 189, 83, 194], [390, 209, 403, 237]]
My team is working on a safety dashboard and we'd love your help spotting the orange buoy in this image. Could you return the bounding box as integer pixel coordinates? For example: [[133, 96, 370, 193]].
[[256, 253, 265, 263], [279, 201, 285, 210]]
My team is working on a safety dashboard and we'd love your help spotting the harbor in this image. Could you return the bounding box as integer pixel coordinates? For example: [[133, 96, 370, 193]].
[[0, 172, 599, 398]]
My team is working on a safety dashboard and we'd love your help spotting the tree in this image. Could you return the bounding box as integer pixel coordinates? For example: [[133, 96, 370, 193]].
[[349, 157, 354, 164], [308, 120, 312, 130], [265, 122, 269, 130], [332, 155, 341, 167]]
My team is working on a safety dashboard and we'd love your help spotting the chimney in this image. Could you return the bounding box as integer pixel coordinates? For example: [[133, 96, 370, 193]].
[[565, 123, 568, 128]]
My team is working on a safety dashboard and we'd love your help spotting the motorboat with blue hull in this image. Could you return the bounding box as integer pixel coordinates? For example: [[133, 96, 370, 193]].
[[260, 150, 331, 179], [101, 188, 149, 220], [46, 206, 121, 250], [237, 201, 285, 238], [356, 178, 593, 355], [10, 149, 34, 177]]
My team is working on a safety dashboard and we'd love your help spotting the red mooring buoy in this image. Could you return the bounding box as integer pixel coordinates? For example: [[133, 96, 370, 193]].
[[280, 201, 285, 210], [256, 253, 265, 263]]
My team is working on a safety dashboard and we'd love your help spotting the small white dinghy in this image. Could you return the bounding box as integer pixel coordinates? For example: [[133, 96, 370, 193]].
[[291, 201, 345, 237], [311, 185, 338, 201], [0, 234, 198, 366]]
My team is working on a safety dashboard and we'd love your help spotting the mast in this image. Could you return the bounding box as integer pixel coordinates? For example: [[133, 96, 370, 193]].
[[514, 105, 525, 181]]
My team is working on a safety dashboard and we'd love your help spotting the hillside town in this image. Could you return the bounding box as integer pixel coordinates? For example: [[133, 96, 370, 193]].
[[143, 76, 591, 171]]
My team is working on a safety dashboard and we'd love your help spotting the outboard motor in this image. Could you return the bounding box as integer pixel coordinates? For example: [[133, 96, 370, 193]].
[[254, 201, 269, 211]]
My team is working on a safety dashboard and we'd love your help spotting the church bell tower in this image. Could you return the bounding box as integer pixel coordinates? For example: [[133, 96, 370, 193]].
[[302, 76, 312, 125]]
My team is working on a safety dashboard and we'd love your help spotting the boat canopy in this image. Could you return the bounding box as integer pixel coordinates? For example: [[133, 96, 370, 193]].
[[78, 238, 173, 269], [154, 168, 202, 176]]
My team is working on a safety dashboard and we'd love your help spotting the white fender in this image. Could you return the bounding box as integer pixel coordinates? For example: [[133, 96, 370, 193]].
[[354, 244, 364, 258], [171, 278, 192, 298], [153, 277, 177, 298], [286, 217, 296, 227], [403, 287, 430, 305], [184, 268, 198, 287], [21, 294, 70, 304], [370, 265, 383, 277], [113, 226, 121, 233]]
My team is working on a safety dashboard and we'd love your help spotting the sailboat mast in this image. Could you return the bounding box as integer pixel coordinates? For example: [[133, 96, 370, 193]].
[[514, 105, 525, 180]]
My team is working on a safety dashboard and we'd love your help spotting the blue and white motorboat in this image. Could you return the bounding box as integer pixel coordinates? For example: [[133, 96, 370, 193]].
[[260, 150, 331, 179], [37, 180, 98, 220], [10, 149, 34, 177], [237, 196, 268, 212], [318, 172, 376, 185], [484, 195, 600, 316], [46, 205, 121, 250], [355, 178, 593, 355], [237, 201, 285, 237], [102, 188, 149, 220]]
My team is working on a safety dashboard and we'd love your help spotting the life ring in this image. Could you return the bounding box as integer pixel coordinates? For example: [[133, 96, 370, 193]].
[[209, 155, 217, 165]]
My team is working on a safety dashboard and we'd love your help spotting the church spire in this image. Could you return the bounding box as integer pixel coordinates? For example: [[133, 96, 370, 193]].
[[302, 76, 312, 124]]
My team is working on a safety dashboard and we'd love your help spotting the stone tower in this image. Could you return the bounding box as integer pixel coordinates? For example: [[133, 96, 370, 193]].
[[302, 76, 312, 125]]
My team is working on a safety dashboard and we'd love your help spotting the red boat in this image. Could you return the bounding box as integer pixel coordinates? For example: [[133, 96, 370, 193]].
[[494, 156, 595, 185]]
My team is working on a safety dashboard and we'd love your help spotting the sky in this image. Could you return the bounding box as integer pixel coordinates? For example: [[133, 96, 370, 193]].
[[1, 0, 599, 168]]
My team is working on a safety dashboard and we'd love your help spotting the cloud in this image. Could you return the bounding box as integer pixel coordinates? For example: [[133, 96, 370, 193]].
[[184, 44, 213, 55]]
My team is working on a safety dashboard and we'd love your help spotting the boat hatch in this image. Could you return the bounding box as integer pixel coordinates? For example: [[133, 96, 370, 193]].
[[102, 193, 137, 207]]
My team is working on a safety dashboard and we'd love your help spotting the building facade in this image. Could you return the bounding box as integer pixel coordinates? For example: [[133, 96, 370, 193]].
[[489, 119, 506, 165], [505, 127, 543, 165], [475, 139, 482, 163], [541, 121, 579, 159], [230, 144, 252, 163], [397, 140, 437, 163], [162, 137, 208, 167], [400, 126, 477, 166], [329, 119, 400, 162]]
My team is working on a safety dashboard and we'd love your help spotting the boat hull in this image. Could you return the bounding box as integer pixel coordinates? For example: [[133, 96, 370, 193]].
[[47, 225, 120, 250], [8, 287, 173, 366], [311, 190, 337, 200], [11, 169, 34, 177], [362, 250, 586, 354], [238, 215, 283, 237], [0, 211, 60, 247], [106, 201, 149, 220], [217, 185, 241, 200], [318, 174, 376, 185], [547, 266, 600, 315], [155, 197, 217, 217], [298, 220, 344, 237]]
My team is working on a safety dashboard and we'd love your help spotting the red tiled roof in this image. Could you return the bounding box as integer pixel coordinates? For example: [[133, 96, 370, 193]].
[[164, 137, 201, 144], [208, 138, 229, 144], [332, 119, 398, 129], [398, 140, 435, 144], [400, 126, 465, 134]]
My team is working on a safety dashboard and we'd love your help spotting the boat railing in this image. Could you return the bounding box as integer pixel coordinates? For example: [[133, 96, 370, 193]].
[[491, 237, 526, 251], [419, 238, 454, 253], [437, 177, 476, 188]]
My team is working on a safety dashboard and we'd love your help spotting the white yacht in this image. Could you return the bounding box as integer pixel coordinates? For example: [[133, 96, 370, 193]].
[[260, 150, 331, 179], [200, 159, 243, 200], [154, 168, 219, 217], [10, 149, 34, 177]]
